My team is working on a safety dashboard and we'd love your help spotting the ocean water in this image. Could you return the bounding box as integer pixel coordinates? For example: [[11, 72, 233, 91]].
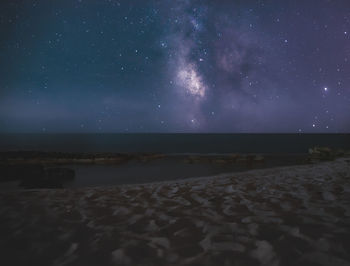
[[0, 134, 349, 153]]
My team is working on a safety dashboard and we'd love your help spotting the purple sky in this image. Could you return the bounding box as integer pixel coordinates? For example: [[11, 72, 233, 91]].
[[1, 0, 350, 133]]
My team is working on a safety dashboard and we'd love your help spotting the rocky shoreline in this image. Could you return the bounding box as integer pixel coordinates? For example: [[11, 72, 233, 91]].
[[0, 151, 270, 165], [1, 146, 346, 166], [0, 147, 347, 189], [0, 152, 272, 189]]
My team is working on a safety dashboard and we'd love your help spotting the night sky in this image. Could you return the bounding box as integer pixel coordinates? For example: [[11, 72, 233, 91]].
[[1, 0, 350, 133]]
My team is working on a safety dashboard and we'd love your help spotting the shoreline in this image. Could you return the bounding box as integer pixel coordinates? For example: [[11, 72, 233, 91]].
[[4, 155, 347, 191], [1, 158, 350, 265], [1, 148, 347, 189], [0, 152, 310, 189]]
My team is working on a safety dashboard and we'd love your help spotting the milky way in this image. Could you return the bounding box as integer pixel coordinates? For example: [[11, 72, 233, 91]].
[[0, 0, 350, 132]]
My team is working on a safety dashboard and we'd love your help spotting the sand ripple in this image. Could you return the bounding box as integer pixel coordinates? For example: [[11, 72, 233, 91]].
[[0, 158, 350, 265]]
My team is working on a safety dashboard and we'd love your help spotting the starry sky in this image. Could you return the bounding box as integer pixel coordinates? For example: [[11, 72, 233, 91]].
[[1, 0, 350, 133]]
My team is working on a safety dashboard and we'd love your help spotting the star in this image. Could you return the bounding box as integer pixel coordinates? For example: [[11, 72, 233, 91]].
[[1, 0, 350, 133]]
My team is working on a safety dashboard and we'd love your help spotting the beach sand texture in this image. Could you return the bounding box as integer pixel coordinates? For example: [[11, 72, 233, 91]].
[[0, 158, 350, 265]]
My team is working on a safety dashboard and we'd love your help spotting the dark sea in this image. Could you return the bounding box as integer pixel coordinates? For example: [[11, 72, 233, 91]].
[[0, 134, 349, 153]]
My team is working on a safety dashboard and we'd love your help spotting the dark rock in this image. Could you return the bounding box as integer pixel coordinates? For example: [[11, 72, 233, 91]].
[[137, 153, 166, 162], [184, 156, 204, 164], [253, 155, 265, 163], [0, 151, 137, 165], [308, 147, 335, 161], [228, 154, 239, 161], [236, 156, 250, 164], [0, 165, 45, 182], [213, 159, 229, 164], [19, 177, 64, 189]]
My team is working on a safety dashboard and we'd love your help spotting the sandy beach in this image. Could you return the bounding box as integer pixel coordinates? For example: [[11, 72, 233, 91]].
[[0, 157, 350, 265]]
